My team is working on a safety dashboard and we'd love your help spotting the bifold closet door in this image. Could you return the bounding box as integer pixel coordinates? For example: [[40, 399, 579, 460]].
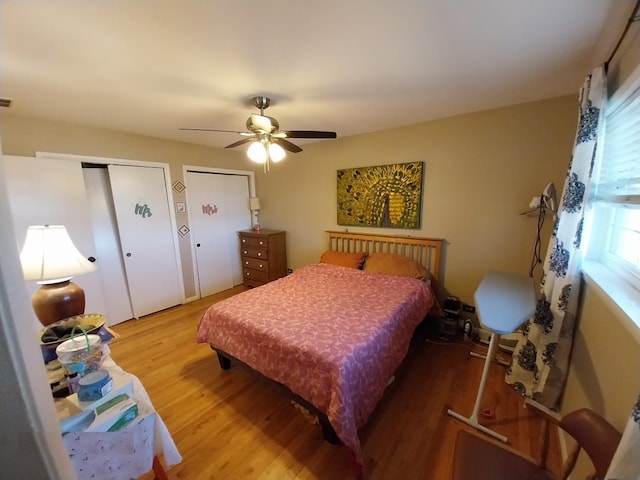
[[2, 155, 107, 320], [83, 167, 134, 326], [185, 171, 251, 297], [108, 165, 182, 318]]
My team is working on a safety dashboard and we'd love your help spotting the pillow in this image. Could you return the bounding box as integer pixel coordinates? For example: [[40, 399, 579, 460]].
[[319, 250, 367, 269], [363, 253, 428, 281]]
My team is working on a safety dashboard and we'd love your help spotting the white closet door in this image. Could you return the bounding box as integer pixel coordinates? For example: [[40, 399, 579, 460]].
[[2, 155, 107, 322], [108, 165, 182, 318], [186, 171, 251, 297], [83, 167, 134, 326], [221, 174, 253, 285]]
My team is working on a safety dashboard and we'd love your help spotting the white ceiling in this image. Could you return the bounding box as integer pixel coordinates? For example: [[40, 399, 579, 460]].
[[0, 1, 635, 151]]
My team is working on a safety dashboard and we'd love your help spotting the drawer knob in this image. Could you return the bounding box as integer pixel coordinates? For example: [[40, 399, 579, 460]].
[[259, 264, 263, 268], [245, 261, 249, 265], [259, 241, 264, 245], [243, 250, 248, 254], [257, 252, 262, 257], [242, 239, 246, 243], [246, 272, 250, 276]]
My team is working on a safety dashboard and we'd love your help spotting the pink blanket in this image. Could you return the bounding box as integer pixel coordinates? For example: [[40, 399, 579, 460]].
[[197, 263, 437, 464]]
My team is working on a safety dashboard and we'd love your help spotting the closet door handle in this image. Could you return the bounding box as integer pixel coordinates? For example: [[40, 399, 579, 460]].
[[87, 256, 96, 263], [196, 243, 201, 247], [126, 252, 132, 257]]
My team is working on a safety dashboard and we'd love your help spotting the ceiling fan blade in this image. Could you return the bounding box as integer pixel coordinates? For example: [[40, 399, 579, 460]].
[[180, 128, 245, 134], [282, 130, 337, 139], [225, 137, 256, 149], [272, 138, 303, 153]]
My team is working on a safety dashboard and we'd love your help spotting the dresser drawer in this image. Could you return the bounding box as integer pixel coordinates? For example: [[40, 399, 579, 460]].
[[242, 257, 269, 271], [240, 236, 269, 248], [241, 246, 268, 260], [243, 267, 269, 284]]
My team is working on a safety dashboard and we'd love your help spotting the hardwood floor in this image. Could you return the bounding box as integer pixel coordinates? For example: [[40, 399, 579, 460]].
[[109, 287, 561, 479]]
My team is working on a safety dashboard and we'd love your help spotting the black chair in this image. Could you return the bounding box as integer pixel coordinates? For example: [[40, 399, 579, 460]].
[[452, 400, 621, 480]]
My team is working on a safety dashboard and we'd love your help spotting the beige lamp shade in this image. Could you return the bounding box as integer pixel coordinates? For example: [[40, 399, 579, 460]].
[[20, 225, 96, 283], [249, 197, 261, 211]]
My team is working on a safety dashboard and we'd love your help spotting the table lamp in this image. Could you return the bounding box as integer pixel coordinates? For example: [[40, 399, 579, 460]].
[[19, 225, 97, 327], [249, 197, 261, 230]]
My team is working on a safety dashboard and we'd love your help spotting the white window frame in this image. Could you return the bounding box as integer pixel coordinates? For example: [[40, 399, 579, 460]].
[[583, 62, 640, 344]]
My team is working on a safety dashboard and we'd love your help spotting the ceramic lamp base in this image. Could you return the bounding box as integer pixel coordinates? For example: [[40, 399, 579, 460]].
[[32, 280, 86, 327]]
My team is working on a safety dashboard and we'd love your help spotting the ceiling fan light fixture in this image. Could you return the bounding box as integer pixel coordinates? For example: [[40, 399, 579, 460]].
[[268, 142, 286, 162], [181, 96, 337, 169], [247, 141, 267, 163]]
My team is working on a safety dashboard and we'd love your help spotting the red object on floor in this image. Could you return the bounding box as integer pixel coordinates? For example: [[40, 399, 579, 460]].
[[481, 408, 494, 419]]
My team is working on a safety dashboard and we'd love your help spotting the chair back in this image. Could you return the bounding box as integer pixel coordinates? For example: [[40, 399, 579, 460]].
[[559, 408, 621, 479]]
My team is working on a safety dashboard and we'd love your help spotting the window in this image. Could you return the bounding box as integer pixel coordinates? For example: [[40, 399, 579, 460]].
[[584, 63, 640, 330]]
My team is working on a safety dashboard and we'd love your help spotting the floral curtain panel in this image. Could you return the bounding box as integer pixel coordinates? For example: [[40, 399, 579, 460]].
[[506, 66, 607, 408], [606, 393, 640, 479]]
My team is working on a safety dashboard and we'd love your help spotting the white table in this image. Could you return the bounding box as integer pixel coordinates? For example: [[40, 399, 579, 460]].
[[61, 345, 182, 479], [447, 271, 535, 442]]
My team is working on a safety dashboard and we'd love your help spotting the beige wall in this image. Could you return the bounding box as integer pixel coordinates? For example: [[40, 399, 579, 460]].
[[258, 96, 576, 305], [1, 96, 577, 306]]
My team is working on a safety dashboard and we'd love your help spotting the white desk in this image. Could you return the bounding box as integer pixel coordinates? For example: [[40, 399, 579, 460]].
[[60, 346, 182, 479], [447, 271, 535, 442]]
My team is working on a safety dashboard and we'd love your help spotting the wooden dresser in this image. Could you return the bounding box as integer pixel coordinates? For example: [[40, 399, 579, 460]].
[[238, 229, 287, 288]]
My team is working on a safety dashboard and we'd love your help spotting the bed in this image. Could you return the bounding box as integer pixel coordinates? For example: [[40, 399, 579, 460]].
[[196, 231, 443, 466]]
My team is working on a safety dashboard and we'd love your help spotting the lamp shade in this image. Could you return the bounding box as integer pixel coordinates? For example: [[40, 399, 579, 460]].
[[20, 225, 96, 284], [249, 197, 261, 210]]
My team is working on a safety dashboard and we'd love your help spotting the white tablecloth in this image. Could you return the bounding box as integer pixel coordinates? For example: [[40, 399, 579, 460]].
[[62, 346, 182, 480]]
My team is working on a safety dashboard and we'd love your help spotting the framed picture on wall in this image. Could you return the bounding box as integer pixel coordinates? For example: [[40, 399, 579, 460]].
[[175, 201, 186, 214], [337, 161, 424, 229]]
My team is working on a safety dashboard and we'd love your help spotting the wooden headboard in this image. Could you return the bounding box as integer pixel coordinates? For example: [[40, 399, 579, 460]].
[[326, 230, 443, 282]]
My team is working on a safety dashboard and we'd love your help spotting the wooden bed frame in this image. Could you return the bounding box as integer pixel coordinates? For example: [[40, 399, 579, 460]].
[[326, 230, 443, 290], [212, 231, 444, 444]]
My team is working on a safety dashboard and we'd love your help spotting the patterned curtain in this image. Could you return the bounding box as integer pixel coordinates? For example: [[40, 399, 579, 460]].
[[505, 66, 607, 408], [606, 392, 640, 479]]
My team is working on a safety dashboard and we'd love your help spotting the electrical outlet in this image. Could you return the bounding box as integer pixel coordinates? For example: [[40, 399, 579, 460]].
[[462, 304, 475, 313]]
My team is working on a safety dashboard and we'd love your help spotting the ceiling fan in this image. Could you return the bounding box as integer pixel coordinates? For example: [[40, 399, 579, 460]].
[[180, 96, 337, 170]]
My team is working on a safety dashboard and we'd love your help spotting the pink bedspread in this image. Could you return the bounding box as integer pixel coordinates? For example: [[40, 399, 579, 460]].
[[196, 263, 437, 464]]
